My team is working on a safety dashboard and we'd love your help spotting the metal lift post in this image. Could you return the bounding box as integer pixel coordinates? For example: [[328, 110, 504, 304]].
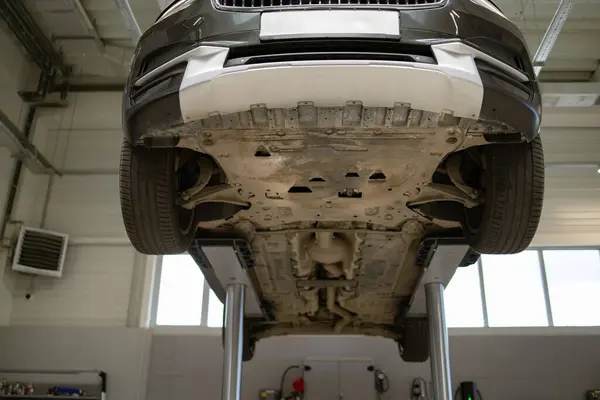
[[410, 242, 470, 400], [222, 283, 245, 400], [191, 242, 258, 400], [427, 282, 452, 400]]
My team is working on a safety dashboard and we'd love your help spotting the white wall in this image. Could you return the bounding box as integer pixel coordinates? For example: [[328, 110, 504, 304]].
[[0, 21, 35, 325], [7, 92, 151, 327], [0, 326, 152, 400], [147, 332, 600, 400], [532, 127, 600, 246]]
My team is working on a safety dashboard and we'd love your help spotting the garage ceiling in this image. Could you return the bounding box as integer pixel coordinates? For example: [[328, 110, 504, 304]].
[[502, 0, 600, 82], [20, 0, 160, 78], [9, 0, 600, 81]]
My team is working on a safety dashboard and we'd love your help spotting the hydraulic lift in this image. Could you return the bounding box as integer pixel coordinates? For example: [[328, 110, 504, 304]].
[[191, 239, 470, 400], [406, 241, 470, 400]]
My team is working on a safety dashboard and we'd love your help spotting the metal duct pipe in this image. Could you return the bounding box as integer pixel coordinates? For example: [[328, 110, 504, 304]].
[[113, 0, 142, 45], [0, 0, 69, 76], [532, 0, 575, 77]]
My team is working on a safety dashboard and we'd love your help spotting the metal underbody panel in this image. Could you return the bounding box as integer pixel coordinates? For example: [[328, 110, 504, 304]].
[[173, 103, 494, 228], [249, 222, 423, 332], [152, 103, 504, 336]]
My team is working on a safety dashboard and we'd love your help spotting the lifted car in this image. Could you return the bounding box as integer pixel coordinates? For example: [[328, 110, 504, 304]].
[[120, 0, 544, 360]]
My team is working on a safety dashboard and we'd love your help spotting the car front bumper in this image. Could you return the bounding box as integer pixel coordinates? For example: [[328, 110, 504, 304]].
[[123, 0, 542, 144]]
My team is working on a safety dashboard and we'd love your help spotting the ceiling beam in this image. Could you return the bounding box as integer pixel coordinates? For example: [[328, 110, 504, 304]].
[[541, 58, 599, 72], [591, 63, 600, 82], [541, 82, 600, 94], [541, 82, 600, 107], [113, 0, 142, 45], [542, 108, 600, 128], [539, 71, 593, 82]]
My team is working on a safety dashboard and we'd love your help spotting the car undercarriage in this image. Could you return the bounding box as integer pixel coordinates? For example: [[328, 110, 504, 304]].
[[119, 0, 545, 365], [175, 103, 493, 232], [173, 103, 515, 340]]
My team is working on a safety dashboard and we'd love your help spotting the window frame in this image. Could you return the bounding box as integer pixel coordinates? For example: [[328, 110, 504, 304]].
[[150, 254, 223, 330], [479, 250, 551, 328], [148, 255, 163, 327], [449, 246, 600, 332]]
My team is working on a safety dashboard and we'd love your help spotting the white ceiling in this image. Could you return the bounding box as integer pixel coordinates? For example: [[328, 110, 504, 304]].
[[499, 0, 600, 81], [16, 0, 600, 81], [23, 0, 161, 77]]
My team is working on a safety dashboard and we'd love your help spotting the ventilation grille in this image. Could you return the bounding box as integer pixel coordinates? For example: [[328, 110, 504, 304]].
[[12, 227, 68, 278], [216, 0, 444, 10]]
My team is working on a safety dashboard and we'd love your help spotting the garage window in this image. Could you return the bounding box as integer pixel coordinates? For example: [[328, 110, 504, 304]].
[[481, 251, 549, 327], [542, 250, 600, 326], [446, 248, 600, 328], [154, 254, 224, 327], [444, 261, 485, 327], [207, 288, 225, 327]]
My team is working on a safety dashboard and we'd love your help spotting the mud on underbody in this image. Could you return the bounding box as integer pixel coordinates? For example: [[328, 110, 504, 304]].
[[144, 102, 516, 336]]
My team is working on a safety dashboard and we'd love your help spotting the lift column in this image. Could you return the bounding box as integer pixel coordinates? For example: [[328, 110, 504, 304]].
[[426, 281, 452, 400], [408, 242, 471, 400], [222, 282, 245, 400]]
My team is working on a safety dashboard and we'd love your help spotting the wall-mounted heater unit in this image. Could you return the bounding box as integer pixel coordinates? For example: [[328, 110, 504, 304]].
[[12, 226, 68, 278]]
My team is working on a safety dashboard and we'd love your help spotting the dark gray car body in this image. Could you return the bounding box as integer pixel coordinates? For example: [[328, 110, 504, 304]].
[[123, 0, 541, 146]]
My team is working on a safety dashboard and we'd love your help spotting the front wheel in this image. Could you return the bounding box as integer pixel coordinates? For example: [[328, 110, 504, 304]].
[[398, 318, 429, 363], [119, 140, 199, 254], [462, 137, 544, 254]]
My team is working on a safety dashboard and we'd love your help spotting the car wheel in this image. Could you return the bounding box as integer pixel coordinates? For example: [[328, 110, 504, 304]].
[[221, 319, 256, 362], [243, 336, 256, 362], [398, 318, 429, 363], [119, 140, 198, 254], [462, 137, 544, 254], [459, 248, 480, 267]]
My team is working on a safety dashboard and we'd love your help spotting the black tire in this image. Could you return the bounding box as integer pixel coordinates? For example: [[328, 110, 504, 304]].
[[119, 140, 197, 254], [221, 319, 256, 362], [398, 318, 429, 363], [463, 137, 544, 254], [243, 336, 256, 362], [459, 249, 480, 267]]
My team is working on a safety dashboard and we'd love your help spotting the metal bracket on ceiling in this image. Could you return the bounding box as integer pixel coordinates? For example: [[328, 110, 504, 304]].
[[18, 69, 71, 105], [532, 0, 575, 77]]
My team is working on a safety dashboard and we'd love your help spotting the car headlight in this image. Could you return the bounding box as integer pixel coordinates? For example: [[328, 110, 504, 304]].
[[156, 0, 196, 23], [470, 0, 508, 19]]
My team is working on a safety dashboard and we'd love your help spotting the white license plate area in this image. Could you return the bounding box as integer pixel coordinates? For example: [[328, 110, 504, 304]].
[[259, 10, 400, 40]]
